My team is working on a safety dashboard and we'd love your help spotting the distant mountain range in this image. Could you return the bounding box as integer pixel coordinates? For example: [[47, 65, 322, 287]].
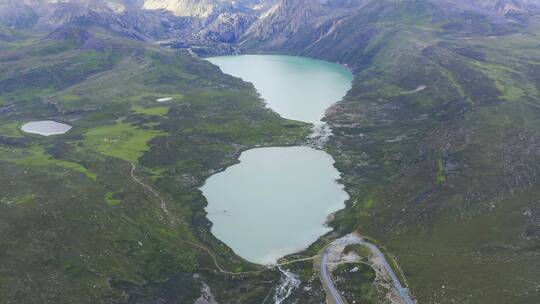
[[1, 0, 538, 51]]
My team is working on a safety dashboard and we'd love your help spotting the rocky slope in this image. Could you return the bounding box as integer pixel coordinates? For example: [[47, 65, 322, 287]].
[[0, 0, 537, 48], [142, 0, 263, 17], [0, 0, 266, 44], [240, 0, 539, 54]]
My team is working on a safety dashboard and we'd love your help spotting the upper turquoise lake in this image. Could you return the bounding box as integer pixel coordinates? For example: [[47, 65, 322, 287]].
[[202, 55, 352, 264], [207, 55, 353, 123]]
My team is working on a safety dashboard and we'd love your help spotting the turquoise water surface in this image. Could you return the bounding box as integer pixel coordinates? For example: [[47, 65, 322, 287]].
[[202, 55, 352, 264], [207, 55, 352, 123]]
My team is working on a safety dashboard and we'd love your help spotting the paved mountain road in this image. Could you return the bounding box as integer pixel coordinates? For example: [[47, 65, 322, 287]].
[[320, 234, 415, 304]]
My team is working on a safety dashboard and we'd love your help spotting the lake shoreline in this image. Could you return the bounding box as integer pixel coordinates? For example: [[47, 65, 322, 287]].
[[202, 55, 353, 265]]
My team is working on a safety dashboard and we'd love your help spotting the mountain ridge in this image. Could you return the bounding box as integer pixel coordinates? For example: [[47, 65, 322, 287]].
[[1, 0, 538, 47]]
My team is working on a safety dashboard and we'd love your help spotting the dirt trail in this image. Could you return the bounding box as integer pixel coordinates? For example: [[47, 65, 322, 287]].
[[129, 162, 319, 276]]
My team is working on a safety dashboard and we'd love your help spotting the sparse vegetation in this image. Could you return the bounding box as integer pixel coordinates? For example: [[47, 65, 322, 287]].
[[83, 120, 164, 163], [131, 105, 170, 117], [436, 158, 446, 185], [332, 262, 380, 304]]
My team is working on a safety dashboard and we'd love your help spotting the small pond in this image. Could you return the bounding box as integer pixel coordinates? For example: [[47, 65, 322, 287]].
[[21, 120, 72, 136]]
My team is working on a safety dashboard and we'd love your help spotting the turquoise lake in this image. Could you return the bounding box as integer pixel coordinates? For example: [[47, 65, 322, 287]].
[[202, 55, 352, 264], [207, 55, 353, 123]]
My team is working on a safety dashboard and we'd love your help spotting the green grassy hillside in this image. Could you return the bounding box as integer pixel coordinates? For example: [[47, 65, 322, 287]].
[[309, 2, 540, 303], [2, 1, 540, 302], [0, 27, 310, 303]]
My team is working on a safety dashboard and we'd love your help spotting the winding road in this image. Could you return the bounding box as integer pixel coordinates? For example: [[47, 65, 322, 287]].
[[131, 162, 415, 304], [321, 248, 345, 304], [320, 234, 415, 304]]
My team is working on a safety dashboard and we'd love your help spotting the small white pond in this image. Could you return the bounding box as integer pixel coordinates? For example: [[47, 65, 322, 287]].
[[21, 120, 72, 136]]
